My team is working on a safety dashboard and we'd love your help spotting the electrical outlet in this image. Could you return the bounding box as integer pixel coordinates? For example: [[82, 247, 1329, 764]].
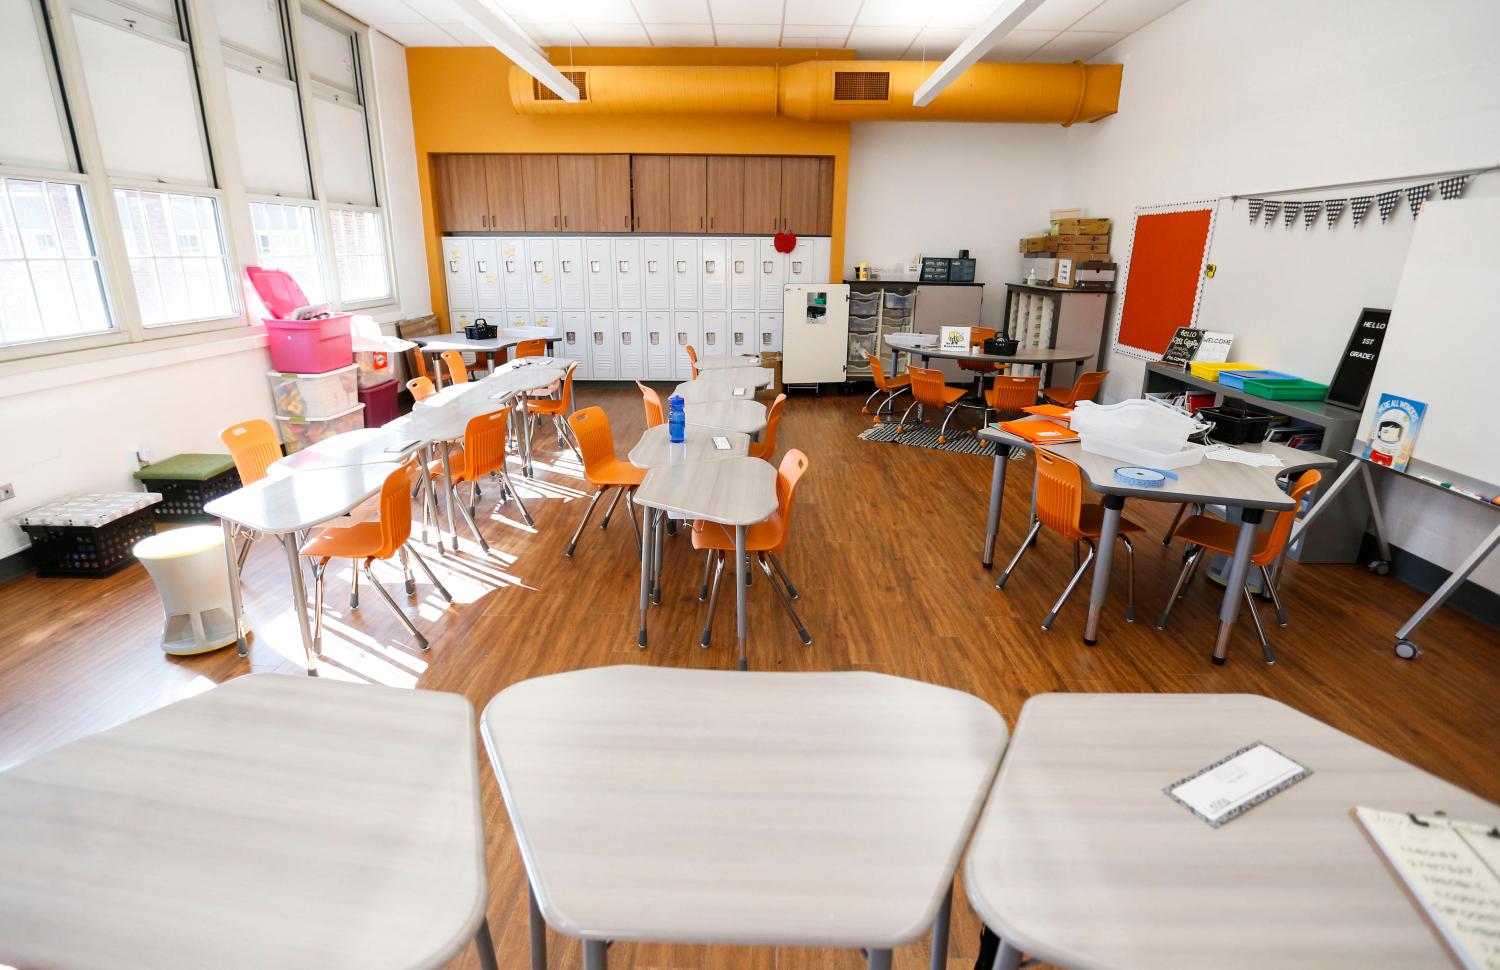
[[0, 483, 14, 502], [136, 448, 155, 465]]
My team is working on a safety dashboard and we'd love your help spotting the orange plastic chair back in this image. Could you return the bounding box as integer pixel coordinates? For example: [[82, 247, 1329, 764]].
[[1060, 371, 1107, 406], [515, 338, 547, 359], [441, 349, 470, 385], [461, 409, 510, 480], [220, 419, 282, 485], [751, 394, 788, 459], [774, 449, 810, 542], [372, 459, 418, 560], [567, 407, 620, 484], [530, 361, 579, 415], [959, 328, 1001, 373], [986, 375, 1041, 413], [865, 353, 895, 391], [637, 380, 664, 427], [1255, 469, 1323, 564], [969, 326, 999, 347], [685, 345, 699, 378], [1034, 450, 1085, 541], [908, 366, 953, 408], [406, 376, 435, 402]]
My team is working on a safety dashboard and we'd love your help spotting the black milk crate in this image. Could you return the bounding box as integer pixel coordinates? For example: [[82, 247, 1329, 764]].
[[136, 468, 241, 522], [22, 504, 159, 578]]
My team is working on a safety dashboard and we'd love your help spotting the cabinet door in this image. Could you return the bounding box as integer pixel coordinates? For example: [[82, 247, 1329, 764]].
[[730, 310, 756, 355], [616, 310, 644, 378], [757, 311, 783, 353], [483, 155, 526, 231], [589, 311, 618, 378], [668, 155, 707, 233], [521, 154, 561, 231], [526, 237, 558, 309], [700, 237, 728, 310], [557, 238, 586, 310], [614, 237, 643, 310], [471, 238, 502, 310], [632, 155, 671, 232], [643, 237, 671, 310], [756, 238, 786, 309], [561, 310, 590, 379], [705, 156, 743, 234], [700, 310, 729, 358], [645, 310, 673, 379], [441, 237, 475, 310], [556, 155, 598, 232], [499, 238, 530, 308], [743, 157, 783, 234], [671, 237, 699, 309], [815, 157, 835, 236], [779, 156, 821, 235], [672, 311, 700, 380], [596, 154, 632, 233], [433, 155, 489, 233], [585, 237, 614, 308]]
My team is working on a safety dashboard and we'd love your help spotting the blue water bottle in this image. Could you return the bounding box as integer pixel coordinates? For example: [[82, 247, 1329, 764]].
[[668, 393, 686, 443]]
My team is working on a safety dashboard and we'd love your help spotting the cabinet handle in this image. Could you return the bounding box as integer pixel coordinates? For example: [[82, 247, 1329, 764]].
[[563, 215, 568, 228], [710, 216, 714, 230], [700, 216, 704, 229], [554, 215, 559, 228]]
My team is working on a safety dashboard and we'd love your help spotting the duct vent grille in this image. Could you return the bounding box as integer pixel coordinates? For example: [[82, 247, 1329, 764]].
[[832, 71, 890, 102], [533, 71, 588, 102]]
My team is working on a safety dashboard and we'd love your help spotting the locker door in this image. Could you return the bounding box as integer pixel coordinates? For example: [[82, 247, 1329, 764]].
[[757, 311, 783, 353], [645, 310, 673, 380], [730, 310, 756, 355], [701, 237, 728, 310], [756, 238, 786, 309], [589, 311, 618, 379], [672, 311, 700, 380], [471, 238, 501, 310], [506, 310, 532, 328], [561, 310, 590, 379], [616, 310, 644, 378], [531, 310, 556, 335], [810, 237, 833, 283], [785, 236, 814, 286], [701, 310, 728, 359], [499, 237, 529, 308], [614, 237, 643, 309], [585, 237, 614, 308], [442, 237, 475, 311], [730, 238, 756, 310], [671, 237, 699, 309], [643, 237, 671, 310], [557, 238, 586, 310], [451, 309, 475, 333], [526, 238, 557, 309]]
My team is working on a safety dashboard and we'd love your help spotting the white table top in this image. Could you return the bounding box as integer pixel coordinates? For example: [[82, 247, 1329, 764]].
[[627, 424, 750, 469], [688, 365, 775, 389], [695, 354, 762, 371], [635, 455, 778, 525], [416, 327, 558, 353], [672, 379, 758, 403], [964, 693, 1500, 970], [482, 364, 565, 402], [480, 666, 1008, 949], [268, 427, 425, 475], [682, 399, 768, 435], [0, 674, 487, 970], [205, 462, 399, 533]]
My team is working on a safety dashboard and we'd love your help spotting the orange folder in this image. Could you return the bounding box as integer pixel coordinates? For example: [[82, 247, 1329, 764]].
[[997, 420, 1080, 444], [1021, 404, 1073, 420]]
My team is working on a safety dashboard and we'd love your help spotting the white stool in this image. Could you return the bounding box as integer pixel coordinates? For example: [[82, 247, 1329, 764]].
[[134, 526, 240, 655]]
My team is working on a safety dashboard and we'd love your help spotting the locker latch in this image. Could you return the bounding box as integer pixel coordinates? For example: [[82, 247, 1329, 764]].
[[618, 261, 629, 273], [791, 261, 803, 273], [648, 260, 658, 272], [566, 332, 577, 345], [707, 333, 717, 345], [622, 332, 632, 344], [762, 261, 773, 274], [593, 332, 604, 344], [476, 260, 487, 273], [448, 260, 459, 273], [676, 260, 687, 272], [676, 333, 687, 345], [762, 333, 771, 345], [649, 333, 660, 345], [505, 259, 516, 272], [734, 332, 744, 345], [704, 260, 716, 273], [590, 260, 601, 272], [734, 260, 745, 273], [561, 259, 572, 272], [532, 260, 543, 272]]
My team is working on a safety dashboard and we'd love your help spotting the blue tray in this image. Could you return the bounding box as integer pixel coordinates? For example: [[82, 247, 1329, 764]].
[[1218, 369, 1298, 390]]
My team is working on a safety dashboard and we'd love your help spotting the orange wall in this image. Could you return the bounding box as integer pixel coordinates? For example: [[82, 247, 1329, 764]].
[[406, 47, 853, 326]]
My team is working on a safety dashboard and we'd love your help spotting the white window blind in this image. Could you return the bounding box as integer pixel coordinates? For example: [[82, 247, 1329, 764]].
[[311, 95, 376, 206], [224, 68, 312, 199], [114, 188, 235, 326], [249, 201, 324, 304], [0, 178, 112, 346], [0, 1, 76, 172], [212, 0, 287, 64]]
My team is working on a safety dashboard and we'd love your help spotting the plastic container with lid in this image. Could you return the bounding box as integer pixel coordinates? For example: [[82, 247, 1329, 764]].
[[266, 363, 359, 419], [247, 266, 353, 374], [358, 379, 399, 428], [274, 404, 365, 453]]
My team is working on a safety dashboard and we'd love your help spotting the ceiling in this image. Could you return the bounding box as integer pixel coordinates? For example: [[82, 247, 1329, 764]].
[[338, 0, 1190, 62]]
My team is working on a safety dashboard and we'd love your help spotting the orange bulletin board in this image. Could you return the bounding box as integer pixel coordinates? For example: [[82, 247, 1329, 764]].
[[1115, 207, 1216, 358]]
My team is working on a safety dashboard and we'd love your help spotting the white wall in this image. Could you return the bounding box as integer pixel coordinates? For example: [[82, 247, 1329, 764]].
[[842, 122, 1070, 330], [1062, 0, 1500, 593]]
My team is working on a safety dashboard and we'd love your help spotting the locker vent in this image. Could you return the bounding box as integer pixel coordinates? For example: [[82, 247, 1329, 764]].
[[533, 72, 589, 102], [832, 71, 890, 102]]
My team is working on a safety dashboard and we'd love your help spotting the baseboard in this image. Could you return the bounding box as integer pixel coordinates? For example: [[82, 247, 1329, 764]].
[[0, 547, 35, 585], [1359, 533, 1500, 631]]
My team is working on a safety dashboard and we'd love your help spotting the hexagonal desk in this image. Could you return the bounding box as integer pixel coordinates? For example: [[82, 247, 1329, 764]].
[[480, 666, 1009, 970]]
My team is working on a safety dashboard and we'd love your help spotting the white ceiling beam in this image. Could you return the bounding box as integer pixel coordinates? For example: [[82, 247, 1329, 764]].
[[912, 0, 1048, 107], [448, 0, 581, 102]]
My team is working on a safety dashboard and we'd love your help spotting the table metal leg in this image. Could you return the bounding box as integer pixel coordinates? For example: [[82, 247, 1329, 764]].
[[1396, 518, 1500, 648], [430, 352, 444, 390], [982, 450, 1009, 568], [283, 536, 317, 674], [584, 940, 608, 970], [1082, 495, 1125, 645], [522, 400, 535, 478], [867, 948, 892, 970], [527, 883, 547, 970], [638, 504, 653, 648], [993, 941, 1023, 970], [220, 518, 248, 656], [652, 509, 664, 605], [1212, 508, 1264, 665], [735, 524, 748, 671], [930, 880, 953, 970], [440, 440, 460, 552], [473, 916, 500, 970]]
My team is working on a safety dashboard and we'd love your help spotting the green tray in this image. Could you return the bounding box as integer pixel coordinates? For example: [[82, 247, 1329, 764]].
[[1240, 377, 1329, 400]]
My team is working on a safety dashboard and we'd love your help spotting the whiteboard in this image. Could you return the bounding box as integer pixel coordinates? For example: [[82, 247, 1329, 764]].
[[1361, 198, 1497, 485]]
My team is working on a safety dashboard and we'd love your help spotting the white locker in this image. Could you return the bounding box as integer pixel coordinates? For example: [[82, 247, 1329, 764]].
[[526, 238, 557, 309], [499, 238, 529, 308], [672, 311, 699, 380], [811, 237, 832, 283], [557, 238, 586, 310], [589, 311, 618, 379], [701, 310, 729, 359], [614, 238, 643, 310], [757, 311, 783, 353], [672, 238, 699, 309], [506, 310, 532, 328], [645, 310, 673, 380], [442, 237, 475, 310], [531, 310, 557, 334], [617, 310, 644, 377], [785, 236, 815, 286], [756, 238, 785, 309], [451, 309, 476, 332], [730, 238, 756, 310], [730, 310, 756, 355], [585, 238, 614, 308], [643, 237, 671, 310], [471, 238, 502, 310], [561, 310, 589, 379], [701, 238, 728, 310]]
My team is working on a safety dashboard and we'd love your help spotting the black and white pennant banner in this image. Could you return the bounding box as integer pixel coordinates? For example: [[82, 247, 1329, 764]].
[[1377, 190, 1401, 224], [1247, 199, 1263, 225], [1438, 174, 1469, 200], [1325, 198, 1346, 228], [1406, 182, 1433, 218], [1283, 201, 1300, 229], [1303, 201, 1322, 230], [1351, 196, 1373, 227], [1263, 200, 1281, 226]]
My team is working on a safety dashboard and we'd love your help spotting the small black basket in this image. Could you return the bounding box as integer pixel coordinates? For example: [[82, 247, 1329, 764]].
[[136, 468, 242, 522], [23, 506, 158, 578], [1199, 402, 1274, 445], [464, 319, 497, 340]]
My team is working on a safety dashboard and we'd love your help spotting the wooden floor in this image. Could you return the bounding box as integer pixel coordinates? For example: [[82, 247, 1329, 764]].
[[2, 384, 1498, 970]]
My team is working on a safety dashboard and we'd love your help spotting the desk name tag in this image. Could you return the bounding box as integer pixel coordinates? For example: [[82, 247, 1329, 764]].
[[1165, 742, 1310, 827]]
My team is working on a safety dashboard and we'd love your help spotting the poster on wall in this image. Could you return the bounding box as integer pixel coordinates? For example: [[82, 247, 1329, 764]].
[[1112, 203, 1219, 360], [1356, 393, 1426, 472]]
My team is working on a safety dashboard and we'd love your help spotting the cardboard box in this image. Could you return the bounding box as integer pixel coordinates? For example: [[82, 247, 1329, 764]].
[[1055, 257, 1078, 289], [1048, 208, 1082, 235], [1019, 236, 1055, 254], [1056, 233, 1111, 246], [1058, 243, 1110, 255], [1056, 218, 1112, 235]]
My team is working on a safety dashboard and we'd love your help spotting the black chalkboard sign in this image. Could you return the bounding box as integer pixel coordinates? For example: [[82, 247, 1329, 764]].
[[1161, 327, 1203, 368], [1326, 307, 1391, 411], [920, 257, 951, 282]]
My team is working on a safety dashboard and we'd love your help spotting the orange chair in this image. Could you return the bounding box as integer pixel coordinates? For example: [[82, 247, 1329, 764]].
[[299, 459, 452, 651], [637, 380, 665, 428], [527, 361, 582, 461], [440, 349, 471, 385], [897, 366, 968, 442], [996, 450, 1143, 635], [514, 338, 548, 359], [958, 326, 1003, 373], [428, 407, 534, 545], [862, 353, 910, 423], [982, 374, 1041, 426], [564, 407, 646, 558], [693, 449, 811, 647], [1042, 370, 1107, 407], [406, 376, 435, 402], [1157, 469, 1323, 664], [685, 345, 700, 379], [218, 419, 284, 571], [747, 393, 788, 460]]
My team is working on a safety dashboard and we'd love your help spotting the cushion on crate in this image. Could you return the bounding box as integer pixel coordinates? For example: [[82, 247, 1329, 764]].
[[133, 453, 236, 482]]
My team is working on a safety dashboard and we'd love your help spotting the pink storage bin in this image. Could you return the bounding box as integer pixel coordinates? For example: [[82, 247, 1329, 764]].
[[248, 266, 353, 374]]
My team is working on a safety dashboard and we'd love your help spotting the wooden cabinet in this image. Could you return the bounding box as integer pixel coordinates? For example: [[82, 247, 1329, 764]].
[[815, 157, 835, 236], [556, 155, 596, 232], [780, 156, 822, 235], [742, 157, 782, 234], [632, 155, 671, 232], [433, 155, 490, 232], [705, 156, 744, 234], [668, 155, 707, 233], [520, 154, 561, 231], [595, 155, 632, 233], [484, 155, 526, 231]]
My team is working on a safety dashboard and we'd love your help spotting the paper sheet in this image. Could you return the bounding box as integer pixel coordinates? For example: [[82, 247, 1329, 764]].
[[1206, 446, 1285, 467]]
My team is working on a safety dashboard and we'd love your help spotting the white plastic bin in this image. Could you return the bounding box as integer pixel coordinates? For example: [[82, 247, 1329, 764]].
[[275, 404, 365, 453], [266, 363, 359, 418]]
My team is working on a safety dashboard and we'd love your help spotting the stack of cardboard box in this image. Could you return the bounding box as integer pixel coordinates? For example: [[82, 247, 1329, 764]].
[[1017, 210, 1116, 289]]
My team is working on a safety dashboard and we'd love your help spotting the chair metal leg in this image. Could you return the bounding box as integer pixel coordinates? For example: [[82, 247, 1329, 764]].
[[759, 554, 811, 644], [311, 560, 326, 653], [600, 486, 625, 530], [937, 403, 960, 444], [1179, 544, 1205, 596], [454, 481, 491, 554], [363, 562, 429, 650], [499, 464, 534, 526], [895, 398, 919, 434], [623, 489, 643, 552], [1157, 546, 1202, 629], [236, 534, 253, 572], [1261, 565, 1289, 626], [699, 548, 715, 601], [701, 551, 725, 647], [879, 387, 909, 422], [767, 552, 799, 599], [997, 520, 1042, 589], [1122, 535, 1136, 623], [566, 489, 606, 557], [1243, 586, 1276, 664], [404, 543, 453, 602], [862, 386, 883, 414], [398, 543, 416, 596], [349, 564, 360, 610], [1042, 542, 1094, 630], [1162, 502, 1189, 546], [468, 479, 479, 520]]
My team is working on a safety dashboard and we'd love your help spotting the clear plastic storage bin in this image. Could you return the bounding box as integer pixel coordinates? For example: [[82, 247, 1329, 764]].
[[275, 404, 365, 453], [355, 350, 394, 389], [266, 363, 358, 419]]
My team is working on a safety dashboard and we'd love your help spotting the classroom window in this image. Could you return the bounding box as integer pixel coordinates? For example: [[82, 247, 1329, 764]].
[[216, 0, 313, 200], [249, 201, 325, 305], [0, 0, 78, 173], [0, 178, 112, 347], [113, 188, 234, 327], [327, 207, 389, 305], [300, 9, 378, 207]]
